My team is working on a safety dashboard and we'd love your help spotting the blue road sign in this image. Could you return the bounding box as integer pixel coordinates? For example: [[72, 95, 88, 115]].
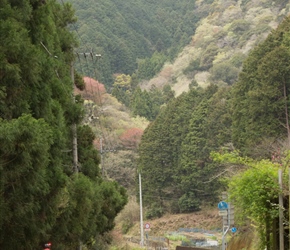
[[231, 227, 237, 233], [218, 201, 228, 210]]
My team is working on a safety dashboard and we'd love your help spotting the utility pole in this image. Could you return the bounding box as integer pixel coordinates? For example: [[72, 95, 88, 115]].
[[278, 169, 284, 250], [289, 167, 290, 250], [73, 52, 101, 250], [71, 61, 79, 174], [71, 60, 82, 250], [100, 138, 104, 177], [139, 172, 144, 247]]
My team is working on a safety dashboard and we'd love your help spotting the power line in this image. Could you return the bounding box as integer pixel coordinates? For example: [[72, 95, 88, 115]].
[[77, 52, 118, 177]]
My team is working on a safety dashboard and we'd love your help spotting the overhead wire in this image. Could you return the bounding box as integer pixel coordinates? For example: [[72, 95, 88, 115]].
[[89, 52, 117, 152], [59, 0, 115, 155]]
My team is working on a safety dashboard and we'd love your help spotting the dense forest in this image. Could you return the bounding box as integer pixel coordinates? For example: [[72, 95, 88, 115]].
[[2, 0, 290, 249], [69, 0, 290, 122], [138, 15, 290, 249], [0, 1, 127, 249], [65, 0, 290, 248], [69, 0, 203, 87]]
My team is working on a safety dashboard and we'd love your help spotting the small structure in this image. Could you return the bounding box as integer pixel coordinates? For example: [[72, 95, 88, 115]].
[[176, 246, 211, 250]]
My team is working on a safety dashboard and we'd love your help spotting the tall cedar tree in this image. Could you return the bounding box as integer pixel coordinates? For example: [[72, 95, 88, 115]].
[[139, 88, 204, 215], [138, 85, 232, 215], [231, 15, 290, 155]]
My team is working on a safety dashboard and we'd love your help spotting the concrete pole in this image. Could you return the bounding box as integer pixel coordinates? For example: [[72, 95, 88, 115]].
[[279, 169, 284, 250], [139, 172, 144, 247], [100, 138, 104, 177], [71, 62, 79, 174], [289, 167, 290, 250]]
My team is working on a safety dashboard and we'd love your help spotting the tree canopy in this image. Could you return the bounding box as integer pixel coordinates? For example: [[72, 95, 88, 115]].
[[0, 1, 127, 249], [69, 0, 201, 87], [137, 16, 290, 229]]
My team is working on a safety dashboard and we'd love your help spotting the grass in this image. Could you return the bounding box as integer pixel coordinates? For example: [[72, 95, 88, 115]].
[[165, 233, 187, 241]]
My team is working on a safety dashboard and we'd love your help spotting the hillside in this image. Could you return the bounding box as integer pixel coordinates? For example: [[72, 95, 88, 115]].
[[144, 0, 290, 96], [70, 1, 290, 249], [68, 0, 201, 86], [69, 0, 290, 124], [71, 0, 290, 188], [112, 202, 224, 250], [75, 77, 148, 194]]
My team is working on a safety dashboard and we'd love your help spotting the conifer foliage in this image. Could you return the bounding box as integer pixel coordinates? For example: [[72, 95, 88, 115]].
[[138, 17, 290, 219], [0, 1, 127, 249]]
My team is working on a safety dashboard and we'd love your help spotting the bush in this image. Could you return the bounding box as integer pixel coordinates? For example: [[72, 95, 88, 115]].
[[115, 199, 140, 233], [178, 194, 200, 213], [145, 203, 164, 219], [183, 59, 201, 76], [209, 62, 239, 85]]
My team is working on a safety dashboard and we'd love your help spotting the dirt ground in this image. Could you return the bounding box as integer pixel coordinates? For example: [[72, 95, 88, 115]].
[[129, 208, 221, 236], [112, 207, 224, 249]]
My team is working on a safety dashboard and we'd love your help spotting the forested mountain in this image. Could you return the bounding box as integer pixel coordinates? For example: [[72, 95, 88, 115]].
[[138, 85, 232, 216], [69, 0, 290, 221], [138, 13, 290, 249], [146, 0, 290, 96], [67, 0, 203, 87], [2, 0, 290, 249], [0, 1, 127, 249], [68, 0, 290, 122]]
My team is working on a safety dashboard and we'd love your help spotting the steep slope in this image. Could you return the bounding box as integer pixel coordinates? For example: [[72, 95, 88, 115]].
[[68, 0, 200, 86], [144, 0, 290, 96], [75, 77, 149, 194]]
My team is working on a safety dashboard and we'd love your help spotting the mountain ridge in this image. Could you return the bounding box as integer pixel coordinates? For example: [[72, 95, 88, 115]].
[[144, 0, 290, 96]]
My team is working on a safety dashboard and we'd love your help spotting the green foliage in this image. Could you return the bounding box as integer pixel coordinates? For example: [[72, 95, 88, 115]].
[[229, 52, 246, 68], [0, 115, 55, 249], [145, 203, 164, 219], [178, 193, 200, 213], [183, 59, 201, 77], [77, 125, 101, 178], [228, 19, 251, 36], [210, 62, 240, 85], [69, 0, 201, 86], [212, 151, 281, 249], [136, 52, 167, 80], [199, 44, 219, 70], [0, 1, 128, 249], [165, 234, 187, 241], [111, 74, 132, 107], [130, 85, 174, 121], [138, 85, 232, 214], [231, 15, 290, 153], [75, 72, 85, 90]]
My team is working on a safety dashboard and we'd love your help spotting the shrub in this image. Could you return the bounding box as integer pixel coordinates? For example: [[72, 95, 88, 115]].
[[145, 203, 164, 219], [116, 199, 140, 233]]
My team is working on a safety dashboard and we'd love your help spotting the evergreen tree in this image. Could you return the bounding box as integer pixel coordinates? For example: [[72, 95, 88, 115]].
[[0, 1, 127, 249], [138, 89, 204, 215], [138, 85, 232, 215], [231, 16, 290, 154], [178, 86, 232, 212]]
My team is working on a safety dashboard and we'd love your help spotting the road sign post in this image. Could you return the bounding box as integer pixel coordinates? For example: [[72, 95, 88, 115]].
[[218, 192, 235, 250], [144, 223, 150, 250]]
